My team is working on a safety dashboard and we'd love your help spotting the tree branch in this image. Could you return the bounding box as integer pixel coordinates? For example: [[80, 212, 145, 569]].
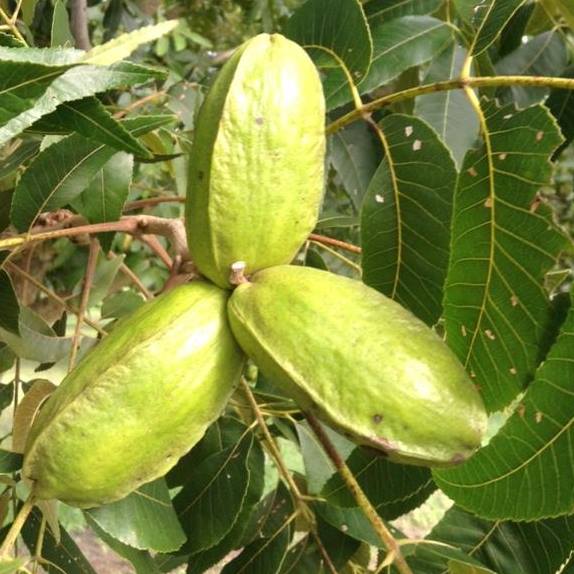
[[305, 413, 413, 574], [70, 0, 91, 50], [326, 75, 574, 134]]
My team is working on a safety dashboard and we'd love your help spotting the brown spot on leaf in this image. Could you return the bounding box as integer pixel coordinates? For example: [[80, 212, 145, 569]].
[[517, 403, 526, 418], [255, 117, 264, 125], [372, 414, 383, 424], [468, 166, 478, 177], [484, 197, 493, 208], [536, 131, 544, 141], [484, 329, 496, 340], [535, 411, 543, 423]]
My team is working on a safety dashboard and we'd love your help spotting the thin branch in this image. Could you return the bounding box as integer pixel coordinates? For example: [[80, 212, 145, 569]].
[[5, 262, 107, 336], [0, 493, 35, 557], [305, 413, 413, 574], [309, 233, 362, 254], [326, 75, 574, 134], [0, 215, 190, 263], [124, 197, 184, 212], [117, 261, 152, 300], [114, 91, 167, 118], [69, 0, 91, 50], [239, 379, 338, 574], [68, 239, 99, 371]]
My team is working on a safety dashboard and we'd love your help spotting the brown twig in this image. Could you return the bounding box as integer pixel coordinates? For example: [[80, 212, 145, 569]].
[[69, 0, 91, 50], [68, 239, 99, 371], [0, 215, 190, 264], [114, 91, 167, 119], [124, 197, 185, 211], [309, 233, 362, 254], [239, 380, 338, 574], [5, 262, 107, 336], [140, 234, 173, 269], [305, 413, 413, 574], [117, 261, 152, 300]]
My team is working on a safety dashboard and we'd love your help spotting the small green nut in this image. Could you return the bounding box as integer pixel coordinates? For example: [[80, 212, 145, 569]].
[[23, 281, 245, 508], [227, 265, 488, 467], [186, 33, 326, 289]]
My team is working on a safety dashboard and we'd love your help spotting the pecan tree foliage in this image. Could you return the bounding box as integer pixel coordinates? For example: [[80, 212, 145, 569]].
[[0, 0, 574, 573]]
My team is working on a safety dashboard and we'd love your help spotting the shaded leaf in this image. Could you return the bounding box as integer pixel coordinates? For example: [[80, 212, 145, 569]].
[[361, 114, 457, 326], [0, 61, 164, 147], [74, 153, 134, 252], [101, 291, 146, 320], [87, 516, 161, 574], [0, 450, 21, 473], [186, 438, 265, 574], [423, 505, 574, 574], [406, 542, 495, 574], [546, 66, 574, 157], [0, 270, 19, 335], [51, 0, 74, 47], [285, 0, 372, 82], [443, 101, 568, 411], [86, 479, 186, 553], [82, 21, 179, 66], [11, 118, 167, 232], [0, 382, 13, 412], [0, 140, 40, 180], [315, 502, 382, 547], [329, 121, 382, 210], [173, 430, 253, 554], [470, 0, 528, 56], [365, 0, 443, 24], [415, 43, 479, 167], [0, 558, 28, 573], [21, 507, 97, 574], [435, 295, 574, 520], [221, 518, 291, 574], [495, 31, 568, 108], [0, 60, 72, 125], [322, 446, 434, 520], [357, 16, 454, 98]]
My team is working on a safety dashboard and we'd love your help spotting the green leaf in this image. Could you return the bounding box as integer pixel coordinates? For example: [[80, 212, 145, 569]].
[[86, 479, 186, 553], [74, 253, 124, 308], [315, 502, 382, 547], [0, 32, 25, 47], [357, 16, 454, 98], [21, 508, 97, 574], [495, 31, 568, 108], [0, 46, 81, 64], [361, 114, 457, 326], [32, 97, 152, 158], [51, 0, 74, 47], [365, 0, 443, 24], [11, 117, 165, 232], [546, 66, 574, 157], [0, 450, 21, 473], [0, 306, 93, 363], [422, 505, 574, 574], [87, 516, 161, 574], [552, 0, 574, 28], [0, 140, 40, 180], [285, 0, 372, 82], [221, 515, 292, 574], [0, 270, 19, 335], [0, 60, 73, 125], [443, 101, 568, 412], [414, 43, 479, 167], [0, 193, 12, 233], [101, 291, 145, 320], [0, 382, 14, 412], [173, 430, 253, 554], [73, 152, 134, 251], [81, 21, 179, 66], [0, 558, 29, 574], [470, 0, 528, 56], [434, 295, 574, 520], [321, 446, 434, 520], [0, 61, 164, 147], [187, 439, 265, 574], [329, 121, 382, 211]]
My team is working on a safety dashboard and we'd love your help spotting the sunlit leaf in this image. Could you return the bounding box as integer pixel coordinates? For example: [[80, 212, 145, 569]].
[[81, 21, 179, 65], [470, 0, 528, 56], [86, 479, 186, 553], [443, 101, 568, 411], [435, 295, 574, 519], [364, 0, 443, 24], [495, 31, 568, 108], [362, 114, 457, 326], [0, 61, 164, 147], [415, 43, 479, 167], [421, 505, 574, 573]]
